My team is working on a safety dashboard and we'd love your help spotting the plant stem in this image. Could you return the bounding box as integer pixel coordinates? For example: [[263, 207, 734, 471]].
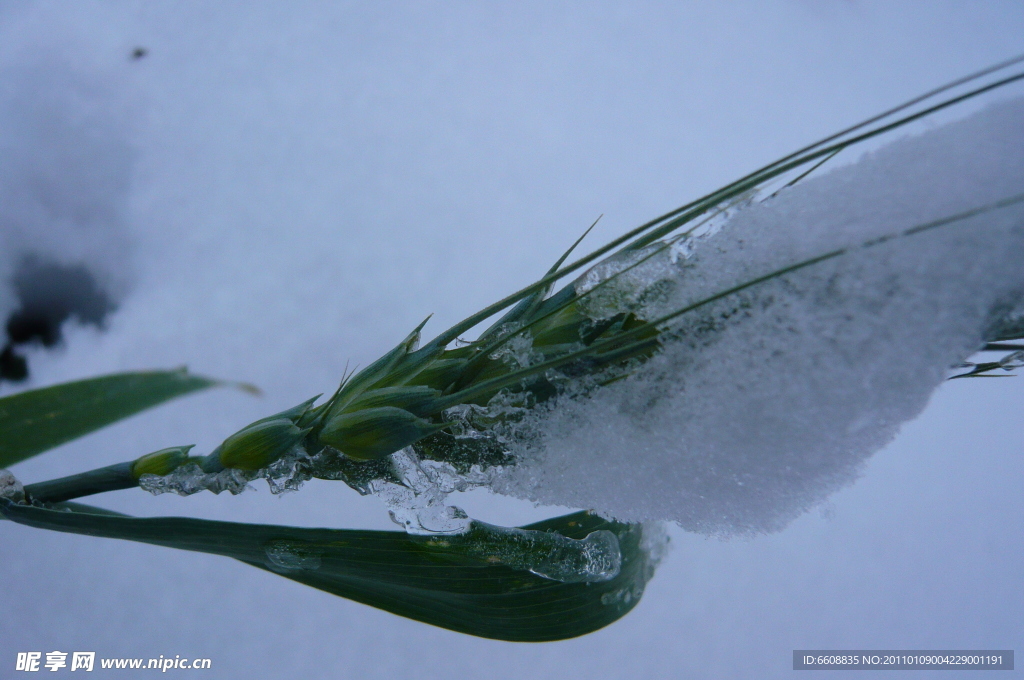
[[24, 463, 137, 503]]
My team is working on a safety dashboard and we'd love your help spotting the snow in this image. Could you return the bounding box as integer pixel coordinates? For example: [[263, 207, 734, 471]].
[[0, 46, 135, 321], [495, 99, 1024, 534]]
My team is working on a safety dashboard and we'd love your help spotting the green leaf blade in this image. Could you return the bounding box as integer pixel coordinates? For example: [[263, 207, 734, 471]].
[[0, 501, 657, 642], [0, 369, 223, 468]]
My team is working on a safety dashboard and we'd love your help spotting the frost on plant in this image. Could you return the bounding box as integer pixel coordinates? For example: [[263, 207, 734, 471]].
[[421, 521, 624, 583], [310, 98, 1024, 538], [0, 469, 25, 503], [139, 445, 317, 496], [32, 84, 1022, 606], [136, 98, 1024, 547], [263, 540, 323, 572]]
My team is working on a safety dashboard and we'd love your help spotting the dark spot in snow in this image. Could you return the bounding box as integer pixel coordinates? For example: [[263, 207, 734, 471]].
[[0, 257, 116, 382]]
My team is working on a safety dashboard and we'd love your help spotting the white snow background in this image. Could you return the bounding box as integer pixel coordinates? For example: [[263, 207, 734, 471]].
[[1, 2, 1023, 679]]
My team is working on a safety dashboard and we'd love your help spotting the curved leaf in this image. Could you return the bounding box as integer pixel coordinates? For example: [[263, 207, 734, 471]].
[[0, 500, 658, 642]]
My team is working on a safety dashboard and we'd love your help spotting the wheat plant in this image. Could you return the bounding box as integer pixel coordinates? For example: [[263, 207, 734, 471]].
[[2, 56, 1023, 641]]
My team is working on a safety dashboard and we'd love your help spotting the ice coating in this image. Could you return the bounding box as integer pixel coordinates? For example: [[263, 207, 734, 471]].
[[0, 469, 25, 503], [638, 521, 671, 572], [955, 349, 1024, 377], [263, 540, 323, 572], [439, 521, 622, 583], [364, 448, 484, 535], [487, 98, 1024, 535], [139, 463, 257, 496], [988, 295, 1024, 340], [141, 98, 1024, 541], [138, 446, 315, 497]]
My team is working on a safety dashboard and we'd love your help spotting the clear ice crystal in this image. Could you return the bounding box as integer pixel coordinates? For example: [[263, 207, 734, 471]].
[[453, 521, 622, 583], [139, 463, 255, 496], [443, 391, 536, 445], [139, 445, 316, 497], [488, 333, 537, 369], [368, 448, 499, 535], [668, 235, 697, 263], [574, 245, 679, 322], [0, 469, 25, 503], [998, 350, 1024, 370], [600, 583, 644, 606], [638, 521, 671, 572], [987, 296, 1024, 340], [263, 540, 323, 571]]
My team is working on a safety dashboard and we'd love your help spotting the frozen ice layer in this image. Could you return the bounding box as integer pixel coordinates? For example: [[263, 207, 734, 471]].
[[134, 97, 1024, 543], [0, 469, 25, 503], [491, 98, 1024, 535], [264, 540, 323, 572], [366, 448, 484, 535], [138, 446, 316, 497], [139, 462, 257, 497], [439, 521, 623, 583]]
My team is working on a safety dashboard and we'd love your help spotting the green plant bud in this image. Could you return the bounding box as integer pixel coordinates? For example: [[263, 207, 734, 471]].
[[404, 357, 468, 391], [130, 445, 196, 479], [344, 385, 441, 418], [319, 406, 447, 461], [331, 318, 431, 408], [217, 418, 307, 471], [531, 305, 587, 346]]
